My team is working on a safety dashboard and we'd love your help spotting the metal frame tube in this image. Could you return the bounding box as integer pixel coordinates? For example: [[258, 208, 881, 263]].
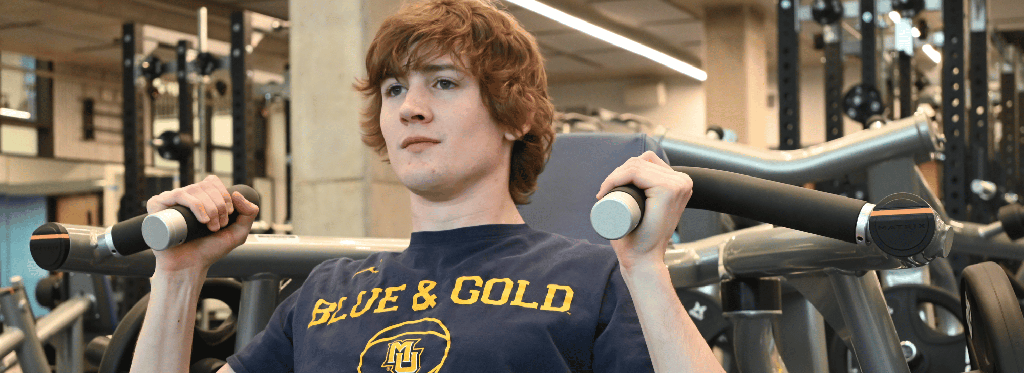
[[51, 224, 407, 278], [235, 273, 280, 350], [952, 221, 1024, 259], [665, 225, 907, 289], [660, 113, 941, 185], [35, 297, 91, 342], [52, 317, 84, 373], [773, 291, 827, 372], [0, 286, 51, 373], [0, 329, 24, 359], [730, 316, 788, 373], [828, 271, 910, 373]]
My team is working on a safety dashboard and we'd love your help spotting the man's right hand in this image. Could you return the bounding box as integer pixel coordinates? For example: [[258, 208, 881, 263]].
[[145, 175, 259, 274]]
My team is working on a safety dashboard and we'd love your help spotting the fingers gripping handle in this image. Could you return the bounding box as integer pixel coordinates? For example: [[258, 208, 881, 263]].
[[105, 185, 260, 256], [591, 185, 646, 240]]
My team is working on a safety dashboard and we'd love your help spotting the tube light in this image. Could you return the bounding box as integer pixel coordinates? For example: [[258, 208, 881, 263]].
[[888, 11, 901, 24], [505, 0, 707, 81], [0, 108, 31, 120], [922, 44, 941, 64]]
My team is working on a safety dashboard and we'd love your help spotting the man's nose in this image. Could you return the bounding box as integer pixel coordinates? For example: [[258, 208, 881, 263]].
[[400, 85, 432, 124]]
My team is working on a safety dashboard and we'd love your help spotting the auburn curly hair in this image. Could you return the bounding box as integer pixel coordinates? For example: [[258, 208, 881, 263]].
[[355, 0, 556, 205]]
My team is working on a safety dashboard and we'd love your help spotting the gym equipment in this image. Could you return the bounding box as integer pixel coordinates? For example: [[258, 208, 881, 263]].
[[152, 130, 195, 164], [594, 168, 949, 268], [97, 279, 241, 373], [30, 185, 258, 267], [829, 284, 967, 373], [960, 262, 1024, 373], [1, 276, 92, 373], [659, 112, 942, 185], [27, 132, 1018, 373], [843, 84, 886, 125]]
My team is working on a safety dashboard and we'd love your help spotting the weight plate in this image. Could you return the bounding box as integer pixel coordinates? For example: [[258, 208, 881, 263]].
[[960, 262, 1024, 373]]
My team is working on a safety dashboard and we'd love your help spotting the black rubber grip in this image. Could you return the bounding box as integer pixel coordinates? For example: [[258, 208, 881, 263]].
[[674, 166, 867, 244], [178, 185, 261, 244], [998, 203, 1024, 241], [110, 214, 149, 256], [111, 185, 260, 256]]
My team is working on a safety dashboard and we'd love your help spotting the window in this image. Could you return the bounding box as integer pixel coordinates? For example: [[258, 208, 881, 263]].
[[1, 51, 52, 157], [1, 52, 36, 121]]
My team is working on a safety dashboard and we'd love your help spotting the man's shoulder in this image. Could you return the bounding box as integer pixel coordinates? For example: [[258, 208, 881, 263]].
[[524, 229, 619, 265]]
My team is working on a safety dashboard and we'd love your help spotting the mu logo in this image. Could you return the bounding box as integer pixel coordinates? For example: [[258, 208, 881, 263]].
[[382, 339, 423, 373]]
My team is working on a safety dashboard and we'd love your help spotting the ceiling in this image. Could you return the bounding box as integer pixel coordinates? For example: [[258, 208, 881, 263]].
[[1, 0, 1024, 84]]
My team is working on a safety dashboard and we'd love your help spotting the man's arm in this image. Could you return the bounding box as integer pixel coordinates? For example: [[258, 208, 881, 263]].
[[128, 176, 258, 373], [129, 269, 207, 373], [596, 151, 725, 373], [619, 254, 724, 373]]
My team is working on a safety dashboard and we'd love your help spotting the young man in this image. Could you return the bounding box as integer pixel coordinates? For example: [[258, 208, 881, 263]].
[[130, 0, 722, 372]]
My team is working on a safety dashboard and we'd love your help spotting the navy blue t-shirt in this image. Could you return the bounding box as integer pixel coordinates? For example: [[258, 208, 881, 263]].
[[227, 224, 654, 372]]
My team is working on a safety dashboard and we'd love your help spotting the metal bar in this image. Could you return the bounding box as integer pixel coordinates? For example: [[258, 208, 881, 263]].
[[231, 11, 256, 187], [0, 285, 51, 373], [665, 225, 906, 289], [825, 24, 845, 141], [730, 316, 788, 373], [235, 273, 279, 351], [660, 113, 940, 185], [197, 8, 209, 174], [1000, 62, 1015, 199], [34, 297, 91, 343], [773, 292, 828, 372], [47, 224, 408, 278], [122, 23, 147, 219], [828, 271, 911, 373], [1017, 88, 1024, 197], [951, 221, 1024, 259], [285, 95, 292, 222], [943, 0, 968, 220], [54, 317, 84, 373], [968, 26, 991, 221], [778, 0, 801, 150], [177, 40, 195, 186], [0, 328, 25, 359], [898, 52, 913, 118], [860, 0, 876, 91]]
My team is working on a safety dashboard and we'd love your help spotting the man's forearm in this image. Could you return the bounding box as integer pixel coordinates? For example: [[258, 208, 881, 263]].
[[129, 268, 207, 373], [621, 262, 725, 373]]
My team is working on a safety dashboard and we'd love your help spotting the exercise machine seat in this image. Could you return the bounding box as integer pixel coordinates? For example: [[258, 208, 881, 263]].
[[518, 133, 670, 245]]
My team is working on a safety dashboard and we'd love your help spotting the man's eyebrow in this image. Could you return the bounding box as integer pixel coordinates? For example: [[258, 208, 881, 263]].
[[415, 64, 460, 74]]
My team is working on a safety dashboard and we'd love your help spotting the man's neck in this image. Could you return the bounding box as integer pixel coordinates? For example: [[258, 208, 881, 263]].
[[409, 181, 525, 232]]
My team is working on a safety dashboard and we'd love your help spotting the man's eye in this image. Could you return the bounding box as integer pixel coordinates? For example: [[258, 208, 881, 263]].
[[385, 85, 404, 97], [435, 79, 456, 90]]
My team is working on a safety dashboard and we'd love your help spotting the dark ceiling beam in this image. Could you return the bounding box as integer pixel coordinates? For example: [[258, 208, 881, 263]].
[[542, 0, 702, 69]]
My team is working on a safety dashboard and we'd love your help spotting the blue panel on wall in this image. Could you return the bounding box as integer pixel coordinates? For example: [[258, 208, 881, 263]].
[[1, 194, 50, 317]]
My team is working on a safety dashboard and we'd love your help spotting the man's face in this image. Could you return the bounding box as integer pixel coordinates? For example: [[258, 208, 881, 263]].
[[379, 54, 510, 202]]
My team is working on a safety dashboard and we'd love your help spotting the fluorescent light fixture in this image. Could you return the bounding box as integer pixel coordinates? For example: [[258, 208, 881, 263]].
[[888, 11, 901, 24], [922, 44, 941, 64], [911, 27, 921, 38], [0, 108, 31, 120], [505, 0, 707, 81]]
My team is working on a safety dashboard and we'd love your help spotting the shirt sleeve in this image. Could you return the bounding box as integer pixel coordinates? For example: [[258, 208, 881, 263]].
[[593, 264, 656, 373], [226, 289, 300, 373]]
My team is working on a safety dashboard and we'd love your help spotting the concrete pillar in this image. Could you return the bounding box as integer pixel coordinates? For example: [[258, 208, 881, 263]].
[[703, 5, 769, 148], [291, 0, 410, 238]]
